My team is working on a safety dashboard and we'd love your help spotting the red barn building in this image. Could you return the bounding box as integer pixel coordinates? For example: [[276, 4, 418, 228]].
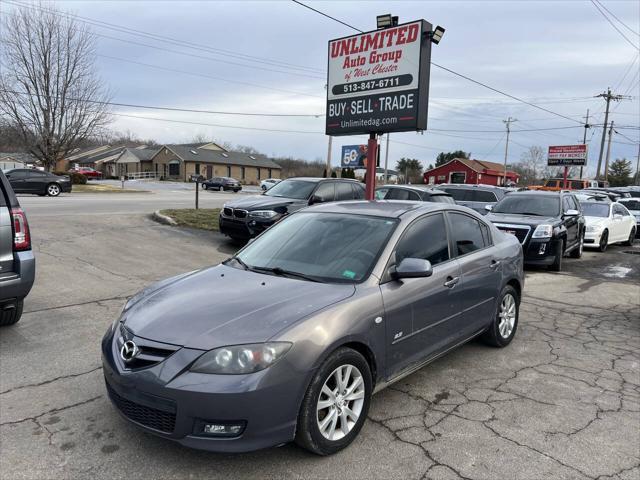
[[423, 158, 520, 186]]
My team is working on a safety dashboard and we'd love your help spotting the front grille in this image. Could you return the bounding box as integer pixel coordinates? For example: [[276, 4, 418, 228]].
[[223, 207, 233, 217], [233, 209, 247, 219], [117, 327, 179, 370], [494, 224, 531, 245], [106, 382, 176, 433]]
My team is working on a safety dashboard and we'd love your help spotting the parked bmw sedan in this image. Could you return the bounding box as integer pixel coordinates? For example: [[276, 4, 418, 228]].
[[103, 201, 524, 455], [4, 168, 72, 196]]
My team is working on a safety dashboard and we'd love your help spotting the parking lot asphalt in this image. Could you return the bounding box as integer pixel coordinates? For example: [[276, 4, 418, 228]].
[[1, 192, 639, 480]]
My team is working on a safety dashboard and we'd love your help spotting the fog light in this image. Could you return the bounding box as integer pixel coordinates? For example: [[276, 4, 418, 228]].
[[198, 421, 246, 437], [538, 243, 546, 254], [249, 220, 256, 226]]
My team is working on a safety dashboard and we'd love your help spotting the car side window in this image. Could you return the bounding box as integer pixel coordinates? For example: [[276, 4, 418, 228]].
[[449, 212, 487, 256], [480, 222, 492, 246], [386, 188, 420, 201], [562, 197, 573, 213], [7, 171, 27, 179], [394, 213, 450, 267], [469, 190, 497, 203], [313, 182, 335, 203], [352, 183, 365, 199], [335, 182, 354, 201], [613, 204, 626, 216], [443, 188, 469, 201]]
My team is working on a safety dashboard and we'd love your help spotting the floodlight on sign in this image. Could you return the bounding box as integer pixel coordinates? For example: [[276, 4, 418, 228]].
[[430, 25, 445, 44]]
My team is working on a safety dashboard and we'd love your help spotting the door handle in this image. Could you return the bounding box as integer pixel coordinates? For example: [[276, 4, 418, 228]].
[[489, 260, 500, 269], [443, 276, 459, 288]]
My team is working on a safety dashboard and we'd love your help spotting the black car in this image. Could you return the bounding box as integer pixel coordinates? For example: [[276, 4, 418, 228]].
[[202, 177, 242, 192], [486, 191, 585, 271], [436, 184, 507, 214], [219, 177, 365, 241], [375, 185, 455, 203], [4, 168, 72, 197]]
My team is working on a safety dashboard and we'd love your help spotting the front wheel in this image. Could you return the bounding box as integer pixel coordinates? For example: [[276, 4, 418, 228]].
[[202, 184, 208, 190], [570, 232, 584, 258], [623, 228, 636, 246], [295, 348, 372, 456], [598, 230, 608, 252], [482, 285, 519, 347], [46, 183, 61, 197], [549, 239, 564, 272]]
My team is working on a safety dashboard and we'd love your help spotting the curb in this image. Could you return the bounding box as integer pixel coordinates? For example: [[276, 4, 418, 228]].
[[151, 210, 177, 226]]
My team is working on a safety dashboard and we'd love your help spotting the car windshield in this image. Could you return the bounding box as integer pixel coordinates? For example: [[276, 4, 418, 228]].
[[233, 212, 398, 283], [264, 179, 316, 199], [620, 200, 640, 211], [492, 195, 560, 216], [581, 203, 610, 218]]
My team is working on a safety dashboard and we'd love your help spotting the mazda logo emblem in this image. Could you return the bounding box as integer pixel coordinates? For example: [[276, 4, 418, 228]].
[[120, 340, 139, 363]]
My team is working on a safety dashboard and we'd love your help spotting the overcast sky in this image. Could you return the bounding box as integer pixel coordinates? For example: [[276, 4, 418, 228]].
[[4, 0, 639, 174]]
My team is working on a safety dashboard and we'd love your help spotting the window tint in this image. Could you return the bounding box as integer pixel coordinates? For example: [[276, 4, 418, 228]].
[[570, 180, 584, 190], [6, 170, 27, 179], [375, 187, 389, 200], [386, 188, 420, 201], [394, 213, 450, 267], [442, 188, 469, 201], [613, 204, 627, 216], [449, 213, 486, 256], [430, 194, 455, 204], [562, 197, 573, 212], [352, 183, 365, 199], [313, 182, 335, 203], [468, 190, 497, 203], [480, 222, 492, 246], [335, 182, 355, 200]]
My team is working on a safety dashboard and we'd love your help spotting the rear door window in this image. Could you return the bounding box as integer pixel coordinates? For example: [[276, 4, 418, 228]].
[[448, 212, 487, 256], [442, 188, 470, 201], [313, 182, 335, 203], [468, 190, 498, 203], [335, 182, 355, 200], [352, 183, 365, 199], [386, 188, 420, 201]]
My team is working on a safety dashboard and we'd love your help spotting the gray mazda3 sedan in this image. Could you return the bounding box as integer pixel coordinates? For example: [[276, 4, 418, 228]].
[[102, 201, 524, 455]]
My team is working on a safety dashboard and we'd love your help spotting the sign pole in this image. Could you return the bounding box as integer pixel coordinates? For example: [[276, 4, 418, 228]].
[[562, 166, 568, 189], [365, 133, 377, 200], [326, 136, 333, 177], [384, 134, 390, 184]]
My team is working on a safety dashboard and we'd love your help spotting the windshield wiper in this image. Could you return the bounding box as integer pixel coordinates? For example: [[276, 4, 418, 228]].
[[251, 266, 322, 283]]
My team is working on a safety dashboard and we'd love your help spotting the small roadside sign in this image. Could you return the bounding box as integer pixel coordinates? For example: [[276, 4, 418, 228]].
[[547, 145, 588, 166]]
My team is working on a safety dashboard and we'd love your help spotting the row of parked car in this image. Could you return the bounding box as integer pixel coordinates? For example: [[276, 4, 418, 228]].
[[219, 178, 639, 273]]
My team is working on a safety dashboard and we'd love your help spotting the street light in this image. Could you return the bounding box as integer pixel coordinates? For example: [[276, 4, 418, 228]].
[[429, 25, 446, 44], [377, 14, 398, 29]]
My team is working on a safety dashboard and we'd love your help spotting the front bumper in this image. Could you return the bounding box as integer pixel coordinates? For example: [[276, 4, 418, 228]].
[[101, 326, 308, 453], [218, 214, 276, 239], [522, 238, 562, 266], [583, 230, 602, 247]]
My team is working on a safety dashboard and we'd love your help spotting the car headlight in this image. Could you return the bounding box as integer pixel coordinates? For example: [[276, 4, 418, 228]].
[[190, 342, 292, 374], [249, 210, 279, 219], [532, 224, 553, 239], [586, 225, 601, 233]]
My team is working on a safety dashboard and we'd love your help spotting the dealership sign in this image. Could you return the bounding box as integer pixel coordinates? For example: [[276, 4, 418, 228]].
[[326, 20, 432, 136], [547, 145, 588, 166], [341, 145, 368, 167]]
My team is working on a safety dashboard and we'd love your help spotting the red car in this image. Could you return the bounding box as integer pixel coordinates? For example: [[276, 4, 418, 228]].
[[71, 167, 103, 179]]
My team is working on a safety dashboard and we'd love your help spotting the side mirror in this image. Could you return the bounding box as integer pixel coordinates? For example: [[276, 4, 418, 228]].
[[485, 205, 493, 211], [565, 209, 579, 216], [391, 258, 433, 279], [309, 195, 322, 205]]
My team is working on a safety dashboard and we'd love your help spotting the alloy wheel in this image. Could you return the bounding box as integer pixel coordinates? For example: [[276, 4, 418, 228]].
[[316, 364, 365, 441], [48, 184, 60, 196], [498, 293, 517, 339]]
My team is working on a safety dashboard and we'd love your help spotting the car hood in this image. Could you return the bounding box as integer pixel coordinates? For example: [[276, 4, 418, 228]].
[[224, 195, 307, 210], [584, 216, 609, 227], [123, 265, 355, 350], [486, 213, 559, 226]]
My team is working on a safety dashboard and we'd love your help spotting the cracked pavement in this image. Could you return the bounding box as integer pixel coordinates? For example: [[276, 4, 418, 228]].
[[1, 193, 638, 479]]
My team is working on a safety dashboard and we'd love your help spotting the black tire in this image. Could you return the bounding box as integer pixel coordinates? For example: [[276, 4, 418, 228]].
[[46, 183, 61, 197], [598, 230, 608, 252], [570, 231, 584, 258], [295, 347, 372, 456], [0, 300, 24, 326], [481, 285, 519, 347], [549, 239, 564, 272], [623, 228, 636, 246], [202, 184, 208, 190]]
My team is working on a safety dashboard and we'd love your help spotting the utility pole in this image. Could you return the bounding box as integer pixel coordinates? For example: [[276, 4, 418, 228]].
[[595, 88, 629, 178], [604, 121, 615, 182], [502, 117, 517, 186], [580, 109, 590, 179], [326, 136, 332, 178], [635, 143, 640, 185], [383, 133, 390, 184]]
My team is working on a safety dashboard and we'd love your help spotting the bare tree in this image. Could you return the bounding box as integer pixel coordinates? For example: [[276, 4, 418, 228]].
[[519, 146, 545, 182], [0, 3, 111, 170]]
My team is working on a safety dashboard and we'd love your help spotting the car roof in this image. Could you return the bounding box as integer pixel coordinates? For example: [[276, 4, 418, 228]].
[[377, 184, 450, 194], [508, 190, 565, 197], [437, 183, 502, 191], [305, 200, 468, 218], [285, 177, 360, 183]]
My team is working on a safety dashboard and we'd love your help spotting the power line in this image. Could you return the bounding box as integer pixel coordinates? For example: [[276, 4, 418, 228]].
[[594, 0, 640, 37], [4, 0, 325, 75], [291, 0, 585, 126], [291, 0, 363, 33], [0, 89, 324, 117], [590, 0, 639, 51]]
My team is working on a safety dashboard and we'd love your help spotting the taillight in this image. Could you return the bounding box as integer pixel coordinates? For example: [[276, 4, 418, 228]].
[[11, 207, 31, 251]]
